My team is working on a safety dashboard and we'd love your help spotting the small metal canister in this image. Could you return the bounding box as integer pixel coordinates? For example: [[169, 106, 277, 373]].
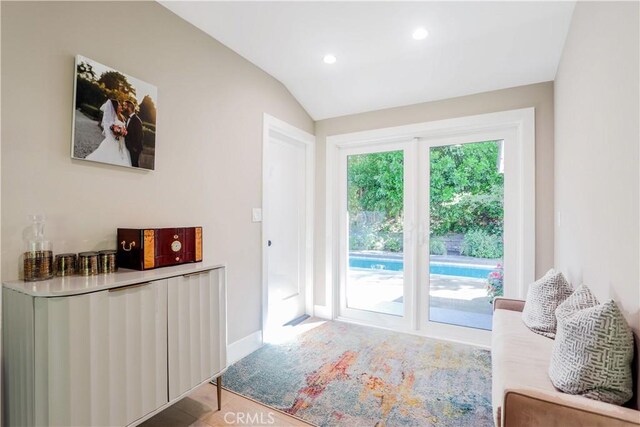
[[98, 250, 117, 274], [55, 253, 77, 277], [23, 250, 54, 281], [77, 251, 99, 276]]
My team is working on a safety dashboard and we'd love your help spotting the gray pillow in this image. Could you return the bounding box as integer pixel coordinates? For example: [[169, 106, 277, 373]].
[[555, 284, 599, 319], [522, 269, 573, 338], [549, 299, 634, 405]]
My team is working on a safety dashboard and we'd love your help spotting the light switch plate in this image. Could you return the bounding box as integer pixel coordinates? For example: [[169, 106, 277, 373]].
[[252, 208, 262, 222]]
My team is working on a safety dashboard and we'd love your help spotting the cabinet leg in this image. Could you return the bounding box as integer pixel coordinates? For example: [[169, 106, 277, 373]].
[[216, 375, 222, 410]]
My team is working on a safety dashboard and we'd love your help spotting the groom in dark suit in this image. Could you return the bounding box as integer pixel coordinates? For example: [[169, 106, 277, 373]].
[[124, 100, 143, 167]]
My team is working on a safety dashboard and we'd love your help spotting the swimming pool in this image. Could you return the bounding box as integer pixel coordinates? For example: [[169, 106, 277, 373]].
[[349, 256, 495, 279]]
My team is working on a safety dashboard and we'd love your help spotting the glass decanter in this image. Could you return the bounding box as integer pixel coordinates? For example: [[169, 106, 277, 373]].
[[23, 214, 54, 281]]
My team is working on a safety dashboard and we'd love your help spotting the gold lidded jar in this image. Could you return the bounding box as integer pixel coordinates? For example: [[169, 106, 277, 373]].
[[55, 253, 77, 277], [98, 250, 117, 274], [23, 214, 54, 282], [77, 251, 99, 276]]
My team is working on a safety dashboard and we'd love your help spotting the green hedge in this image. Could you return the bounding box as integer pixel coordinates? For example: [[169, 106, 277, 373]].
[[429, 237, 447, 255], [430, 189, 503, 237], [461, 230, 503, 259]]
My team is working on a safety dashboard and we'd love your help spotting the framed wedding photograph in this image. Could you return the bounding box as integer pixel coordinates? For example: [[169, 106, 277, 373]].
[[71, 55, 157, 170]]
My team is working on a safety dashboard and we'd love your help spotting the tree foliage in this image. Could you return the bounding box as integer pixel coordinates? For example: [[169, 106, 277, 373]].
[[348, 151, 404, 217], [97, 71, 136, 99], [138, 95, 157, 124], [347, 151, 404, 252], [346, 141, 504, 256], [77, 62, 96, 81], [430, 142, 504, 236]]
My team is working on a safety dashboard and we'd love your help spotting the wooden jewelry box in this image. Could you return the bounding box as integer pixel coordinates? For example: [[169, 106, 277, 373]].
[[117, 227, 203, 270]]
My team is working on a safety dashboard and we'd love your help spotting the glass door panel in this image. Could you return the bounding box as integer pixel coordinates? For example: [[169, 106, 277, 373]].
[[428, 141, 504, 330], [346, 150, 404, 316]]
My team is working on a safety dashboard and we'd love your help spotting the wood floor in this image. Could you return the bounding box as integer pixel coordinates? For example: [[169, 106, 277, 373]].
[[139, 383, 312, 427]]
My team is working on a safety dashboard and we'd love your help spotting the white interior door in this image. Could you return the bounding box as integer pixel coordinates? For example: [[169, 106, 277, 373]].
[[263, 120, 314, 336]]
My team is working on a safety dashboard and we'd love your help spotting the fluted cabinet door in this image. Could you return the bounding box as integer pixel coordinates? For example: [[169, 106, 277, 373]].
[[168, 269, 227, 400], [33, 280, 169, 426], [2, 289, 35, 427]]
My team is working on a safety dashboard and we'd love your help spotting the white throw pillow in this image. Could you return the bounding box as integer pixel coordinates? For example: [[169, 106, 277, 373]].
[[555, 284, 599, 319], [549, 299, 634, 405], [522, 269, 573, 338]]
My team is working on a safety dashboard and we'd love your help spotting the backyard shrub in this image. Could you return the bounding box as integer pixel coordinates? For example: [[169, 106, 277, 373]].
[[431, 188, 503, 237], [349, 218, 383, 251], [349, 230, 377, 251], [461, 230, 503, 259], [486, 264, 504, 303], [429, 237, 447, 255], [383, 233, 402, 252], [348, 210, 404, 253]]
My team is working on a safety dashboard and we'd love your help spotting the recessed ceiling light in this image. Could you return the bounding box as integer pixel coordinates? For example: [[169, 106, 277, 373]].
[[323, 54, 337, 64], [412, 27, 429, 40]]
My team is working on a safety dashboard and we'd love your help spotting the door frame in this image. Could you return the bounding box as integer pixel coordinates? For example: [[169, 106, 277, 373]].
[[325, 108, 535, 346], [262, 114, 315, 341]]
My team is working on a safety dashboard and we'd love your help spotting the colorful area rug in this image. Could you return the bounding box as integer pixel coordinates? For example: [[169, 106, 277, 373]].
[[223, 321, 492, 426]]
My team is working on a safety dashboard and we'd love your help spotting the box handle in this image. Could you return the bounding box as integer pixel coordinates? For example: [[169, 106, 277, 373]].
[[120, 240, 136, 252]]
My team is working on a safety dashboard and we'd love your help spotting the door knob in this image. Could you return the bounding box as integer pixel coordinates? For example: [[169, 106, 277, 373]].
[[267, 240, 272, 247]]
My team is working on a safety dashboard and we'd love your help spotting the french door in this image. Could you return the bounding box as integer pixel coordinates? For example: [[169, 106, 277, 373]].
[[418, 131, 513, 344], [333, 110, 534, 346], [338, 141, 416, 330]]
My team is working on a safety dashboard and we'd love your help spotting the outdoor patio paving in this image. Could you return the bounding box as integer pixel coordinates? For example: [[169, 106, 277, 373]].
[[346, 268, 494, 330]]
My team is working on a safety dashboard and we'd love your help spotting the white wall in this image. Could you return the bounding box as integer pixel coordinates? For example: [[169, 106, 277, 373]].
[[0, 1, 313, 344], [314, 82, 555, 306], [555, 1, 639, 335]]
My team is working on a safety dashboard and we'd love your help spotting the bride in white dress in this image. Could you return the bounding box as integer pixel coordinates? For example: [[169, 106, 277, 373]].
[[86, 99, 132, 167]]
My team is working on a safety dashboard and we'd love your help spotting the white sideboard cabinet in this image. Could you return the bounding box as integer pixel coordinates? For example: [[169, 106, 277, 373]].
[[3, 263, 227, 426]]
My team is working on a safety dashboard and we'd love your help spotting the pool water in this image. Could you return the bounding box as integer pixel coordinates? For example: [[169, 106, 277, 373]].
[[349, 256, 495, 279]]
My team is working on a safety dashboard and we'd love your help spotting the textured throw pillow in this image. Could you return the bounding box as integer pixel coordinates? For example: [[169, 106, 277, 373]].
[[549, 299, 634, 405], [555, 284, 599, 319], [522, 269, 573, 338]]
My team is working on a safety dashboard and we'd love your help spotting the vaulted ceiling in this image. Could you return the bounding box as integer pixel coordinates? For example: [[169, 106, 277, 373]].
[[161, 1, 575, 120]]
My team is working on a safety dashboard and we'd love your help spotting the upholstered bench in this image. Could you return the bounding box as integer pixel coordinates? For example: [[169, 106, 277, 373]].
[[491, 297, 640, 426]]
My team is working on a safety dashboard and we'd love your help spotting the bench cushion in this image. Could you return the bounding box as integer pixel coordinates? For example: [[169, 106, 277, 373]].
[[492, 308, 556, 424]]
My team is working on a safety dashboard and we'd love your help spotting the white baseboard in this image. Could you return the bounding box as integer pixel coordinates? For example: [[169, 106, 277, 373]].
[[313, 304, 332, 319], [227, 330, 263, 364]]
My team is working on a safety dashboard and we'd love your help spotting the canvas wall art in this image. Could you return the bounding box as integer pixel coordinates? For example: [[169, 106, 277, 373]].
[[72, 55, 157, 170]]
